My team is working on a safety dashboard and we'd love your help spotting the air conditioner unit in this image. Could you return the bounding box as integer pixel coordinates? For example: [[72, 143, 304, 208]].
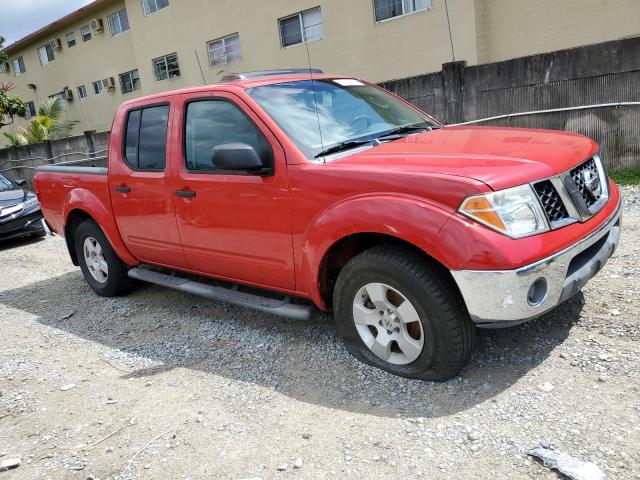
[[106, 77, 116, 91], [90, 18, 104, 32], [61, 89, 73, 101], [50, 38, 63, 50]]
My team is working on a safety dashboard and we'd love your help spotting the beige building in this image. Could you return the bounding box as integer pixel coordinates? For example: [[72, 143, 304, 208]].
[[1, 0, 639, 143]]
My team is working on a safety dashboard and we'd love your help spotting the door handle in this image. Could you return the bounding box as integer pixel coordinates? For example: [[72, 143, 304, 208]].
[[175, 190, 196, 198], [115, 185, 131, 193]]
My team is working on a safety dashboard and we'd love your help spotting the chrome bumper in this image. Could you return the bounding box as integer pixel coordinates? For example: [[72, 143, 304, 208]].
[[451, 201, 621, 328]]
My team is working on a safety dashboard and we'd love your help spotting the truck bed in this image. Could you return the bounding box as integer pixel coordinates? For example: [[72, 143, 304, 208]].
[[34, 165, 110, 237]]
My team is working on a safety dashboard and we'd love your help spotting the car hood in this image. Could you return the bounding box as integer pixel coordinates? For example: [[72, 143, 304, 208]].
[[332, 126, 599, 190], [0, 188, 27, 208]]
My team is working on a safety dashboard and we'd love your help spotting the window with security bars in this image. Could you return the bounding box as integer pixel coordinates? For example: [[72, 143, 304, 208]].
[[77, 85, 87, 99], [374, 0, 432, 21], [207, 34, 241, 66], [93, 79, 109, 94], [153, 53, 181, 80], [66, 32, 76, 47], [279, 7, 323, 47], [119, 69, 140, 94], [81, 25, 92, 42]]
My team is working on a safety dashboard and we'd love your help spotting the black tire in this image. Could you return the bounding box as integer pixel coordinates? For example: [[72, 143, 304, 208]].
[[333, 246, 475, 381], [74, 219, 132, 297]]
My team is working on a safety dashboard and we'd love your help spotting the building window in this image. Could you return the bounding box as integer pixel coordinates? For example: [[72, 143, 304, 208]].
[[119, 69, 140, 94], [38, 44, 55, 65], [0, 63, 7, 74], [374, 0, 432, 22], [49, 93, 67, 111], [11, 57, 26, 75], [279, 7, 323, 47], [25, 101, 37, 118], [77, 85, 87, 99], [81, 25, 92, 41], [142, 0, 168, 16], [108, 9, 130, 36], [153, 53, 180, 81], [66, 32, 76, 47], [207, 34, 241, 66], [92, 78, 111, 94]]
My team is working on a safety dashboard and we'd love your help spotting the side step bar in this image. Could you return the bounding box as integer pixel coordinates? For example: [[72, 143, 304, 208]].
[[127, 267, 314, 321]]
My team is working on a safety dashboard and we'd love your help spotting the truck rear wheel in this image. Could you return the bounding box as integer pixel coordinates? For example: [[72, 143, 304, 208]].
[[74, 219, 132, 297], [333, 246, 475, 381]]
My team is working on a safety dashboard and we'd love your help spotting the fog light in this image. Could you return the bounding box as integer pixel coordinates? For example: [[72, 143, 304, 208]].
[[528, 278, 548, 306]]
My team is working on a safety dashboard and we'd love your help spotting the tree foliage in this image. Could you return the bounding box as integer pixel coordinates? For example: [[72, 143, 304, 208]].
[[2, 98, 78, 146]]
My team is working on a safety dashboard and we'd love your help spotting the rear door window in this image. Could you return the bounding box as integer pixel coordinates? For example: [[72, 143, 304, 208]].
[[123, 104, 169, 171]]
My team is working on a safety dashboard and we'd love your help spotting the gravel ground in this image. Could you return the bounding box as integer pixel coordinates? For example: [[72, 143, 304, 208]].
[[0, 186, 638, 480]]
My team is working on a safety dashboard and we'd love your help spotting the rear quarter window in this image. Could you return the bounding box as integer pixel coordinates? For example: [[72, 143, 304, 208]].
[[122, 105, 169, 171]]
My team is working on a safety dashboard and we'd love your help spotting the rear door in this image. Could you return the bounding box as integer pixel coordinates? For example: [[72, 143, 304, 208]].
[[170, 91, 295, 290], [109, 102, 188, 268]]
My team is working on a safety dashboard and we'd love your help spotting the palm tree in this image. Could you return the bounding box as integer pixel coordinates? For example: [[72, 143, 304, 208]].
[[5, 97, 78, 145]]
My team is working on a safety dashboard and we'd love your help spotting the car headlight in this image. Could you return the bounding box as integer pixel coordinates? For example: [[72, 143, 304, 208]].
[[459, 184, 549, 238]]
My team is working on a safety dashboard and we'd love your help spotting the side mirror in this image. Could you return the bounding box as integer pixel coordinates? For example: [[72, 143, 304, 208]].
[[212, 143, 265, 172], [15, 179, 27, 187]]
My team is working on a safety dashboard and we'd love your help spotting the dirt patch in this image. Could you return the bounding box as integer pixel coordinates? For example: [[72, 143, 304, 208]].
[[1, 186, 638, 479]]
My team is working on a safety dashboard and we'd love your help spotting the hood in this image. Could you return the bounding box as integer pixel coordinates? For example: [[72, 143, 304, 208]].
[[332, 126, 599, 190], [0, 188, 27, 208]]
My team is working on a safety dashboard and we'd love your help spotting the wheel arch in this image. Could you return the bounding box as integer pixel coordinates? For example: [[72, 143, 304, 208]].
[[316, 232, 462, 311], [62, 198, 137, 267], [298, 194, 458, 310]]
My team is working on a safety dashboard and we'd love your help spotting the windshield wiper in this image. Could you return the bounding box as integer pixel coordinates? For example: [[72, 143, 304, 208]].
[[378, 123, 438, 140], [314, 139, 376, 159]]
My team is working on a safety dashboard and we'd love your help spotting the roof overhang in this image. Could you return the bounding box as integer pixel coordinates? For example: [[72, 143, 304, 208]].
[[2, 0, 119, 55]]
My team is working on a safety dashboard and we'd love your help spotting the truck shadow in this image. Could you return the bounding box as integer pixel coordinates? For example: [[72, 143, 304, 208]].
[[0, 271, 584, 419]]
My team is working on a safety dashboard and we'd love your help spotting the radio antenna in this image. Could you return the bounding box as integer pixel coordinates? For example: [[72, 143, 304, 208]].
[[303, 31, 326, 162]]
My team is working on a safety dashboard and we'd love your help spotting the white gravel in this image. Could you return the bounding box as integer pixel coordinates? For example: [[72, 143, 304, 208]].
[[0, 186, 638, 479]]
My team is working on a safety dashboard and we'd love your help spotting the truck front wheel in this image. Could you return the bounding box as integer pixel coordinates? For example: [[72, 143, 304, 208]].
[[333, 246, 475, 381], [74, 219, 132, 297]]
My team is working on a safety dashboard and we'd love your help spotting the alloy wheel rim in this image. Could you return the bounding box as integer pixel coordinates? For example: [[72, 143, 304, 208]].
[[83, 237, 108, 284], [353, 282, 424, 365]]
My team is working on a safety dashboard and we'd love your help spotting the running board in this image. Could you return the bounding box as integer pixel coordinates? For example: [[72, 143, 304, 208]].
[[127, 267, 314, 321]]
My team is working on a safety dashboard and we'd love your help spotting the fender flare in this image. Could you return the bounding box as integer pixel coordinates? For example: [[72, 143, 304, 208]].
[[63, 188, 138, 266], [299, 194, 454, 309]]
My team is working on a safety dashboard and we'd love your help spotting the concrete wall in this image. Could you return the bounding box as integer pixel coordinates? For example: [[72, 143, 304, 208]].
[[0, 131, 109, 187], [381, 38, 640, 171]]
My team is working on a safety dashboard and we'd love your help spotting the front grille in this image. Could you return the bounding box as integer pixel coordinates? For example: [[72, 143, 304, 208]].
[[533, 180, 569, 223], [571, 158, 601, 208]]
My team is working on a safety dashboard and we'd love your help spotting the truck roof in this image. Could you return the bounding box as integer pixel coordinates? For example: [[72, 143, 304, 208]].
[[119, 70, 349, 107]]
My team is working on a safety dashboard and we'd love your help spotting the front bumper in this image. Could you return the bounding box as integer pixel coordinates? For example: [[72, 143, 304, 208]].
[[0, 210, 45, 240], [451, 200, 621, 328]]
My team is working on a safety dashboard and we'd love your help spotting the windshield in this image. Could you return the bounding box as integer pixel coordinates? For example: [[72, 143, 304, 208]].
[[0, 175, 16, 192], [247, 79, 436, 159]]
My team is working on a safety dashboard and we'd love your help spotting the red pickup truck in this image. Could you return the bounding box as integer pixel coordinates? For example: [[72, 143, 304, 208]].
[[34, 70, 621, 381]]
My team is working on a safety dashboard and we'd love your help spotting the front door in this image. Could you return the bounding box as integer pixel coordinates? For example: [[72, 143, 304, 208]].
[[109, 103, 188, 268], [171, 92, 295, 290]]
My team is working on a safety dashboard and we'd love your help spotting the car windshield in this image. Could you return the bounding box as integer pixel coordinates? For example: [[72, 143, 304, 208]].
[[247, 78, 436, 159], [0, 175, 16, 192]]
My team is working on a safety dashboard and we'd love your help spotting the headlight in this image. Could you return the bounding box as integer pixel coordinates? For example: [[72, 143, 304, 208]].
[[459, 184, 549, 238]]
